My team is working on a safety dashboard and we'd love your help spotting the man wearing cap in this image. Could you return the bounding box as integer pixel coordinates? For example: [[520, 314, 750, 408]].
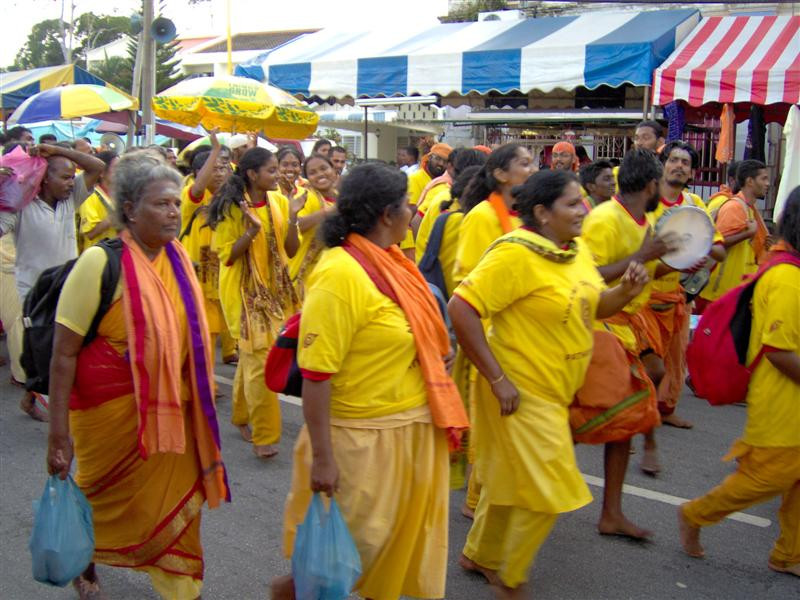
[[407, 142, 452, 210]]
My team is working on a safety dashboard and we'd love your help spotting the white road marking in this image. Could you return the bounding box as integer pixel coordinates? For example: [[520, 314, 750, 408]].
[[213, 374, 772, 528], [582, 474, 772, 528]]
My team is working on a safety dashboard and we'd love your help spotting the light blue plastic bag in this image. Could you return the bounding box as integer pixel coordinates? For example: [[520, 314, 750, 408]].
[[292, 493, 362, 600], [30, 474, 95, 587]]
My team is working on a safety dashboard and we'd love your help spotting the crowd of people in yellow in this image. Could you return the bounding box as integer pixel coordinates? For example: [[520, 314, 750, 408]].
[[0, 117, 798, 600]]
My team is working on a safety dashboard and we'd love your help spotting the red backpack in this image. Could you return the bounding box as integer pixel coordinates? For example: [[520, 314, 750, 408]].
[[265, 244, 401, 397], [687, 251, 800, 406]]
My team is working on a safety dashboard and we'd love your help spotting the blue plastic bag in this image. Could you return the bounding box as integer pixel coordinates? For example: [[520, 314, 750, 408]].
[[292, 493, 362, 600], [29, 475, 95, 587]]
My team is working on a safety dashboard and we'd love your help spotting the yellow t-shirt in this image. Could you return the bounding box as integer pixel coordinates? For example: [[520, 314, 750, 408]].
[[415, 181, 450, 218], [79, 187, 118, 248], [407, 168, 431, 207], [647, 192, 722, 295], [416, 186, 453, 258], [179, 185, 213, 264], [298, 246, 427, 419], [706, 192, 729, 218], [744, 263, 800, 447], [582, 198, 656, 352], [399, 228, 415, 251], [288, 188, 332, 281], [416, 197, 463, 298], [453, 200, 522, 287], [455, 230, 605, 403], [212, 192, 289, 340]]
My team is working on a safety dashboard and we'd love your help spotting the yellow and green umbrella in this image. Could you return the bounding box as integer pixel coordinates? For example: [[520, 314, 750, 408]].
[[7, 84, 138, 125], [152, 76, 319, 139]]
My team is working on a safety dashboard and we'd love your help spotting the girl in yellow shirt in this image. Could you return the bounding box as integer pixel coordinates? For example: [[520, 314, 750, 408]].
[[453, 143, 536, 516], [450, 170, 649, 596], [276, 146, 306, 198], [208, 148, 303, 459], [78, 150, 119, 249], [288, 153, 338, 296], [272, 164, 467, 600]]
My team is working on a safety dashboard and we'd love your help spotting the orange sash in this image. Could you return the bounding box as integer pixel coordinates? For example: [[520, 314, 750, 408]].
[[488, 191, 515, 234], [345, 233, 469, 448]]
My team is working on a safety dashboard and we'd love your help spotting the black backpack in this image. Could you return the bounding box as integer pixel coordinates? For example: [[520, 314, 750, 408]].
[[20, 238, 123, 394], [417, 210, 455, 299]]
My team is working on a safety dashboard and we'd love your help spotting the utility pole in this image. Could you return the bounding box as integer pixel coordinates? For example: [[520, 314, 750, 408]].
[[141, 0, 156, 145]]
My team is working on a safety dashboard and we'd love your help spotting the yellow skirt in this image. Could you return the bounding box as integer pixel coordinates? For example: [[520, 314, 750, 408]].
[[283, 404, 450, 600], [473, 376, 592, 513]]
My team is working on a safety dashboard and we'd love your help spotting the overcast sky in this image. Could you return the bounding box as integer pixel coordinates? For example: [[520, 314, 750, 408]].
[[2, 0, 449, 67]]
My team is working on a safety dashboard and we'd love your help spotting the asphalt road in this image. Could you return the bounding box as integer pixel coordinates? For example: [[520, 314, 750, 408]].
[[1, 351, 796, 600]]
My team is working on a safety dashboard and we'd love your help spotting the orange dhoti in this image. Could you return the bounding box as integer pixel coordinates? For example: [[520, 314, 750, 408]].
[[638, 290, 689, 416], [571, 314, 659, 444]]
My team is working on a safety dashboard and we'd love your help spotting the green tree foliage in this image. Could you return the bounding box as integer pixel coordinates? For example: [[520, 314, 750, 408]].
[[11, 14, 131, 71], [12, 19, 66, 70], [88, 56, 132, 92], [114, 35, 183, 95], [440, 0, 509, 23]]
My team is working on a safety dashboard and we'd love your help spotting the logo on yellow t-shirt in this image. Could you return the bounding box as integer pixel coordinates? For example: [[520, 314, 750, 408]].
[[303, 333, 318, 348], [769, 320, 783, 333]]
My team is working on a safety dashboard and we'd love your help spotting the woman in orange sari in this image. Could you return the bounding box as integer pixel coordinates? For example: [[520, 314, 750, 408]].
[[47, 151, 229, 600]]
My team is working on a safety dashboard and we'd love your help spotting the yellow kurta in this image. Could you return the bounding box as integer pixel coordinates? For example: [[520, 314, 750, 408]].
[[453, 199, 522, 287], [407, 168, 431, 207], [454, 229, 597, 513], [78, 187, 118, 249], [285, 247, 449, 600], [288, 187, 333, 283], [416, 198, 463, 298], [55, 246, 205, 599], [415, 186, 452, 257], [212, 192, 289, 342], [744, 263, 800, 448], [415, 180, 450, 218], [582, 198, 657, 352]]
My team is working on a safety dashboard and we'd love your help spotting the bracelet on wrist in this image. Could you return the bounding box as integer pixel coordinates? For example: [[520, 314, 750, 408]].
[[490, 373, 506, 386]]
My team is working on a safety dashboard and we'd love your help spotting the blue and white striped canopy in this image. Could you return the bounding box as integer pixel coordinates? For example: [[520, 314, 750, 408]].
[[236, 9, 700, 99]]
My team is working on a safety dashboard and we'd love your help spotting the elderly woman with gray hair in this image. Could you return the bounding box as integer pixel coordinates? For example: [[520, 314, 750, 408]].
[[46, 150, 229, 600]]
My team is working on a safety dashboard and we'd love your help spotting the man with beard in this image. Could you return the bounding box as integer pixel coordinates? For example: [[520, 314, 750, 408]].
[[576, 148, 677, 540], [580, 160, 616, 211], [636, 142, 725, 469], [407, 143, 452, 209], [550, 141, 579, 172]]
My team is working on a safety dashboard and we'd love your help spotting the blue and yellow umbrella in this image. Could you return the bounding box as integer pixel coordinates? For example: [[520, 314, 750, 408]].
[[7, 84, 139, 125], [152, 76, 319, 139]]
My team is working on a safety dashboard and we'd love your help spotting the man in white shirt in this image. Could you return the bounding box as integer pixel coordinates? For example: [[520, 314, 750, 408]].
[[0, 143, 104, 421], [397, 145, 419, 174]]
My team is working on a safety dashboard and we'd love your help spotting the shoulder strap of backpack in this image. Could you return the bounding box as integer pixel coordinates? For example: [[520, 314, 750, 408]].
[[84, 238, 123, 345], [418, 211, 454, 272], [179, 205, 204, 242]]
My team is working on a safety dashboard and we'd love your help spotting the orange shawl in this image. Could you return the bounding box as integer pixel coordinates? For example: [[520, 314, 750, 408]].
[[120, 230, 229, 506], [345, 233, 469, 448], [488, 191, 516, 234]]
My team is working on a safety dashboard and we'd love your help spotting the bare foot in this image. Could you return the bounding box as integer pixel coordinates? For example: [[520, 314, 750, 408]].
[[270, 575, 295, 600], [640, 447, 661, 476], [253, 444, 278, 459], [677, 504, 704, 558], [598, 514, 653, 540], [768, 561, 800, 577], [662, 414, 694, 429], [237, 424, 253, 443], [72, 575, 107, 600], [20, 392, 48, 422], [461, 503, 475, 520], [459, 554, 500, 585], [491, 582, 527, 599]]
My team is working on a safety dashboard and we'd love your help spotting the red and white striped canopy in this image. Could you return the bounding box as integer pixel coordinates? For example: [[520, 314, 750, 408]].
[[653, 15, 799, 107]]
